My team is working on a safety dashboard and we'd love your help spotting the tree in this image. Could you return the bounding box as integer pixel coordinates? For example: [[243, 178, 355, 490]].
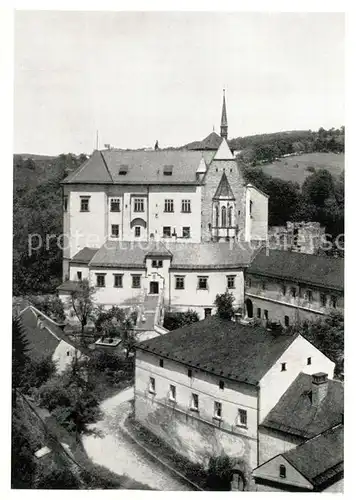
[[11, 406, 37, 488], [207, 455, 233, 491], [12, 317, 30, 399], [95, 306, 139, 357], [214, 292, 235, 320], [36, 360, 102, 439], [22, 356, 57, 394], [35, 462, 82, 489], [69, 279, 96, 340], [163, 309, 200, 331], [302, 169, 335, 207], [30, 295, 66, 322]]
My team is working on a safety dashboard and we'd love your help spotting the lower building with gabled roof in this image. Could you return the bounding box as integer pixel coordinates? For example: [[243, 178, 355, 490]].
[[133, 316, 335, 486]]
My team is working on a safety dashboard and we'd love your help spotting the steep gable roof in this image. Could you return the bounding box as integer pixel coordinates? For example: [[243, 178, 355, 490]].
[[62, 150, 113, 184], [261, 372, 344, 439], [248, 248, 344, 292], [213, 172, 235, 199], [213, 137, 235, 160], [186, 131, 223, 151], [283, 424, 343, 488], [137, 316, 298, 385], [253, 424, 343, 490], [63, 149, 215, 185]]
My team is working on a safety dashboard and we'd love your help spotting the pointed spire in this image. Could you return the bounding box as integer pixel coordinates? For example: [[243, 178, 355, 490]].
[[220, 89, 228, 140]]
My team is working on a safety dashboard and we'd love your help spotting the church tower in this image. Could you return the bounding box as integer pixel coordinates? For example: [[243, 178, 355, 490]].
[[220, 89, 228, 140]]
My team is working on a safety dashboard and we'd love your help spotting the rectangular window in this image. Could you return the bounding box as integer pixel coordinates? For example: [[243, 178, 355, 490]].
[[219, 380, 224, 390], [111, 224, 119, 238], [169, 384, 176, 401], [181, 199, 191, 213], [96, 274, 106, 287], [163, 226, 171, 238], [110, 198, 121, 212], [77, 271, 82, 281], [257, 308, 261, 319], [175, 276, 185, 290], [307, 357, 312, 365], [249, 200, 253, 216], [182, 226, 190, 238], [204, 308, 212, 318], [281, 284, 287, 296], [119, 165, 128, 175], [238, 409, 247, 427], [114, 274, 123, 288], [279, 465, 286, 479], [246, 278, 252, 288], [264, 309, 269, 320], [152, 260, 163, 268], [149, 377, 155, 394], [80, 197, 90, 212], [198, 276, 208, 290], [191, 393, 199, 411], [163, 165, 173, 176], [63, 196, 68, 212], [227, 275, 236, 289], [261, 282, 266, 291], [306, 290, 313, 302], [284, 315, 290, 327], [320, 293, 327, 307], [164, 199, 174, 212], [135, 226, 141, 237], [134, 198, 144, 212], [159, 359, 164, 368], [187, 368, 192, 378], [214, 401, 222, 419], [281, 362, 287, 372], [331, 296, 337, 308], [291, 287, 297, 298], [132, 275, 141, 288]]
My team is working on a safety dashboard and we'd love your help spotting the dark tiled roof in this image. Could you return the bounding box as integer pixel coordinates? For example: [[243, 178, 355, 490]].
[[87, 240, 256, 270], [57, 281, 82, 292], [89, 240, 169, 268], [71, 247, 99, 264], [261, 373, 344, 438], [166, 241, 255, 269], [62, 149, 215, 185], [283, 424, 343, 488], [137, 316, 298, 384], [213, 172, 235, 199], [186, 131, 223, 151], [248, 248, 344, 291], [18, 307, 63, 361]]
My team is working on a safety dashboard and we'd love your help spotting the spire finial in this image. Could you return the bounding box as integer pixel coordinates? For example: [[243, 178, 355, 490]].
[[220, 89, 228, 140]]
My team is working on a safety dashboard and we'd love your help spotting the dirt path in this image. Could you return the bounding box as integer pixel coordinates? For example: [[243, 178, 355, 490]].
[[82, 387, 191, 490]]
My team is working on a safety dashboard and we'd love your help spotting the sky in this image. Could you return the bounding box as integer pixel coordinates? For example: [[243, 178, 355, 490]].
[[14, 11, 345, 155]]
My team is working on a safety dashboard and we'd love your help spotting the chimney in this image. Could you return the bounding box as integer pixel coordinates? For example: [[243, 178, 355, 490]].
[[311, 372, 328, 406]]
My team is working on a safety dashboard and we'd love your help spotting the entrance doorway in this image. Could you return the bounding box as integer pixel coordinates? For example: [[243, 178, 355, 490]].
[[149, 281, 159, 294], [245, 298, 253, 318]]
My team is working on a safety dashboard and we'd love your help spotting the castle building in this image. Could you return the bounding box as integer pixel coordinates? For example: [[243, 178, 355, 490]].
[[59, 94, 268, 316]]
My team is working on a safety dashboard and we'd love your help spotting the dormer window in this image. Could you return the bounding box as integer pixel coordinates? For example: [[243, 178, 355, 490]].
[[279, 465, 286, 478], [163, 165, 173, 176], [119, 165, 128, 175]]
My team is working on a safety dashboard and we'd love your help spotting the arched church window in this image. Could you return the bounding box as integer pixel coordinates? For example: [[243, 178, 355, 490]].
[[221, 206, 227, 227], [228, 206, 233, 227], [215, 206, 219, 227]]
